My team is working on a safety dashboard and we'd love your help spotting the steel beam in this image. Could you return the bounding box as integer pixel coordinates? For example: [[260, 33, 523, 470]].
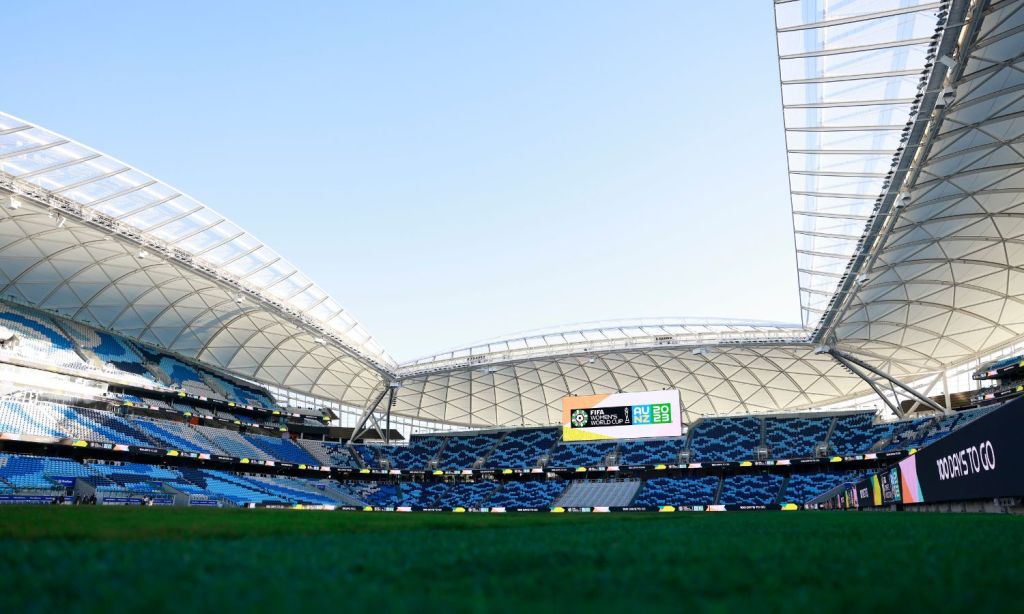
[[830, 349, 949, 415]]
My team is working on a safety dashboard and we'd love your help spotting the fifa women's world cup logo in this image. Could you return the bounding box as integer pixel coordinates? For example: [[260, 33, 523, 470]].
[[571, 409, 589, 428]]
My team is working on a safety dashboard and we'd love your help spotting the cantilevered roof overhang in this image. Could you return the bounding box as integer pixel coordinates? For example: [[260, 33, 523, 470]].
[[830, 0, 1024, 371], [0, 111, 392, 406], [388, 319, 898, 426], [2, 0, 1021, 428]]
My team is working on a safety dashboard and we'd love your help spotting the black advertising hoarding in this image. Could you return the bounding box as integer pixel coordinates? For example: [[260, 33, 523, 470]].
[[909, 401, 1024, 503]]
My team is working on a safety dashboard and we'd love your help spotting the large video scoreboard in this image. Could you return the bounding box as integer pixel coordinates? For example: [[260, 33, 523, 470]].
[[561, 390, 682, 441]]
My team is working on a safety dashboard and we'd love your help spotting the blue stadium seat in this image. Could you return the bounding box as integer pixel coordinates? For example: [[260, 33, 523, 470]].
[[437, 433, 504, 469], [63, 321, 155, 380], [718, 474, 783, 506], [380, 435, 446, 469], [631, 476, 720, 506], [781, 471, 862, 504], [242, 433, 320, 465], [342, 481, 400, 507], [688, 417, 761, 462], [487, 481, 565, 508], [485, 428, 559, 468], [828, 413, 895, 455], [548, 442, 618, 467], [617, 438, 684, 465], [764, 416, 830, 459]]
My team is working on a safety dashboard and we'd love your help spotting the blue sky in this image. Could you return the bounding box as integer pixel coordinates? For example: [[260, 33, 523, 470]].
[[5, 1, 798, 361]]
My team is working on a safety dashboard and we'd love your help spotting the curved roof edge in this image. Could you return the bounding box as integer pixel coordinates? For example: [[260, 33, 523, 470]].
[[396, 318, 811, 377], [0, 110, 394, 371]]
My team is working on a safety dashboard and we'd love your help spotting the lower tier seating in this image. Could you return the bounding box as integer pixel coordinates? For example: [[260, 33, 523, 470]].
[[631, 476, 720, 507], [781, 471, 863, 504], [718, 473, 784, 506], [555, 479, 642, 507], [488, 481, 566, 508]]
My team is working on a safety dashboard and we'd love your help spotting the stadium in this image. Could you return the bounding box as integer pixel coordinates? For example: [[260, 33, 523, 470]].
[[2, 0, 1024, 609]]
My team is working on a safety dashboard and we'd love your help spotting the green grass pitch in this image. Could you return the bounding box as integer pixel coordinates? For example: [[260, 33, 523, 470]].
[[0, 507, 1020, 612]]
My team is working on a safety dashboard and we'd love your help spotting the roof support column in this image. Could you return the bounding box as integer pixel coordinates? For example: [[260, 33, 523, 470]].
[[830, 351, 905, 418], [821, 347, 949, 417], [347, 383, 390, 444]]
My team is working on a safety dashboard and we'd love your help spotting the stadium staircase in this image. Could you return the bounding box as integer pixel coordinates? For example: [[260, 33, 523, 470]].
[[200, 374, 232, 402], [46, 317, 100, 369], [712, 476, 724, 505], [427, 437, 450, 469], [475, 432, 507, 468], [320, 482, 368, 506], [126, 339, 174, 386], [821, 417, 838, 454]]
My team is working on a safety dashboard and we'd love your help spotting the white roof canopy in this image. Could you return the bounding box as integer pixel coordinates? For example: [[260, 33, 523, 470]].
[[776, 0, 946, 328], [0, 111, 394, 371], [1, 0, 1021, 427]]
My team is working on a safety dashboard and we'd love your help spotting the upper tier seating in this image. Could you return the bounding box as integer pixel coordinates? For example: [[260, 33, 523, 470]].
[[133, 345, 226, 400], [0, 302, 89, 369], [436, 432, 504, 469], [718, 473, 784, 506], [194, 425, 272, 460], [487, 481, 566, 508], [631, 476, 720, 507], [243, 433, 320, 466], [299, 440, 361, 468], [132, 418, 224, 454], [62, 320, 155, 381], [618, 438, 684, 465], [380, 436, 446, 469], [548, 442, 618, 467], [976, 354, 1024, 376], [203, 372, 276, 408], [350, 444, 379, 467], [883, 417, 934, 451], [484, 428, 559, 468], [828, 413, 895, 455], [688, 417, 761, 462], [764, 416, 831, 459], [909, 405, 1001, 449]]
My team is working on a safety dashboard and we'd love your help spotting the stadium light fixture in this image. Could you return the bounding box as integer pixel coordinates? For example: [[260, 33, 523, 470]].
[[234, 293, 245, 305], [856, 274, 870, 285], [56, 215, 65, 228], [935, 87, 956, 109], [137, 249, 148, 259], [812, 345, 831, 355], [692, 347, 708, 357], [7, 196, 20, 210]]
